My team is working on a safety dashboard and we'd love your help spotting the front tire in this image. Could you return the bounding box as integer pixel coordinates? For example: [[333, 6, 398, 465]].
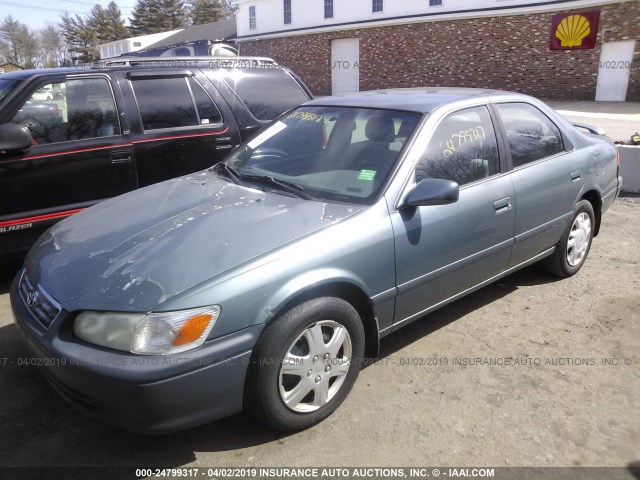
[[246, 297, 365, 431], [542, 199, 595, 278]]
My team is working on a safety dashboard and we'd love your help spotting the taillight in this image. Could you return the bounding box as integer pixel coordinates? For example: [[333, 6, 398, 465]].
[[49, 106, 60, 113], [615, 149, 621, 166]]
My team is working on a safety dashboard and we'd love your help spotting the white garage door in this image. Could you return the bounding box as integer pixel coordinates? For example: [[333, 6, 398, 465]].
[[331, 38, 360, 95], [595, 40, 636, 101]]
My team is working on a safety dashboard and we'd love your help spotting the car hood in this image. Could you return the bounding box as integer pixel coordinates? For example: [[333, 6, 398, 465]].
[[26, 170, 362, 312]]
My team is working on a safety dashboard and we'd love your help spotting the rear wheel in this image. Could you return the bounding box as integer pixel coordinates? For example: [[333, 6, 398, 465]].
[[246, 297, 365, 431], [542, 199, 595, 278]]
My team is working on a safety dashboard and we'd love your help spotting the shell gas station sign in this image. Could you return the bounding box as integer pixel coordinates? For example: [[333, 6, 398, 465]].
[[549, 10, 600, 50]]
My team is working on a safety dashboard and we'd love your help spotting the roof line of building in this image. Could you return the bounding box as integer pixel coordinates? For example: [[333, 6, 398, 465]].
[[235, 0, 616, 40]]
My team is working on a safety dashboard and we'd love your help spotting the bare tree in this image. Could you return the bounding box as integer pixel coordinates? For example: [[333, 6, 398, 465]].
[[40, 25, 67, 68]]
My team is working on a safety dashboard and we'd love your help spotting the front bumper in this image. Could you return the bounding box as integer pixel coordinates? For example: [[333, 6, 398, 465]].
[[10, 273, 262, 434]]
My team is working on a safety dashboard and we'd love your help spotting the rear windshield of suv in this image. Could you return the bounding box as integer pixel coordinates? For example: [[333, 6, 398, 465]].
[[219, 69, 309, 121], [0, 79, 19, 102]]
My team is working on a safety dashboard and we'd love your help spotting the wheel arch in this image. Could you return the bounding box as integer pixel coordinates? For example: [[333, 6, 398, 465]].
[[265, 271, 380, 360], [580, 189, 602, 236]]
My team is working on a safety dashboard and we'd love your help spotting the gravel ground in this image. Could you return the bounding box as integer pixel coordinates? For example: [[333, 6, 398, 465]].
[[0, 197, 638, 472]]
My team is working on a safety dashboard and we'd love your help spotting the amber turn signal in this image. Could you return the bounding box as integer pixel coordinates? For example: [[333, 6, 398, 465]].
[[172, 314, 213, 346]]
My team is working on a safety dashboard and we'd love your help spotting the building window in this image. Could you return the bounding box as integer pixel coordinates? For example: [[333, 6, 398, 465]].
[[249, 5, 256, 30], [283, 0, 291, 24], [429, 0, 443, 5], [372, 0, 383, 12], [324, 0, 333, 19]]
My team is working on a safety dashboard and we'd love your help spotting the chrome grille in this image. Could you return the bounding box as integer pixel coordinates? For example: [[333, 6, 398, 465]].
[[19, 271, 61, 330]]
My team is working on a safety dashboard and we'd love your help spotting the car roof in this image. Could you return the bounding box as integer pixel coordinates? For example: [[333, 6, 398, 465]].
[[304, 87, 519, 113]]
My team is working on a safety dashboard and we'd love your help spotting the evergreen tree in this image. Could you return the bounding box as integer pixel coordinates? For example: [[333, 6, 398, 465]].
[[60, 13, 98, 63], [129, 0, 186, 35], [88, 2, 128, 43], [190, 0, 227, 25]]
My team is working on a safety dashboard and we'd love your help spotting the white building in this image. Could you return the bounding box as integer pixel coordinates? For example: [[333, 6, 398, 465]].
[[231, 0, 639, 101], [232, 0, 625, 38], [97, 30, 184, 59]]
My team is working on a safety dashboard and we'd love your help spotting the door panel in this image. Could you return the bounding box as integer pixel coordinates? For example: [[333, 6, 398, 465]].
[[391, 176, 515, 322], [0, 75, 137, 218], [508, 157, 581, 266], [0, 75, 136, 257], [493, 102, 582, 267], [390, 105, 515, 323]]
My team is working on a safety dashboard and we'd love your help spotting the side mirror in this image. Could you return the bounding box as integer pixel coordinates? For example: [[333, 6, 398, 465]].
[[0, 123, 32, 153], [403, 178, 460, 207]]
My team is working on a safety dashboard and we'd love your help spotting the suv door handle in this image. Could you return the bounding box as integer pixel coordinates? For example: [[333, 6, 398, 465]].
[[493, 197, 512, 214], [111, 149, 133, 164], [215, 137, 233, 150]]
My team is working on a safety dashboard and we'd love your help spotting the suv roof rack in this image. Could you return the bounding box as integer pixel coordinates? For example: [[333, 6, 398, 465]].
[[94, 56, 278, 68]]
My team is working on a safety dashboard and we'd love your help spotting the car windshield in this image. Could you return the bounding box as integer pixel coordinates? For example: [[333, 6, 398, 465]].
[[0, 79, 19, 102], [224, 106, 422, 204]]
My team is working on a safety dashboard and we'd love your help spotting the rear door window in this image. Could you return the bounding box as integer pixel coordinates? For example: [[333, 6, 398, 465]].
[[131, 76, 223, 130], [131, 77, 199, 130], [495, 103, 564, 168]]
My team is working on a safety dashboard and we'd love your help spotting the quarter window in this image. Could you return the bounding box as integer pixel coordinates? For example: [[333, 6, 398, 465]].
[[11, 77, 119, 145], [131, 76, 222, 130], [249, 5, 256, 29], [372, 0, 383, 12], [415, 106, 500, 186], [188, 78, 223, 124], [283, 0, 291, 24], [495, 103, 564, 168], [218, 69, 309, 121], [324, 0, 333, 19]]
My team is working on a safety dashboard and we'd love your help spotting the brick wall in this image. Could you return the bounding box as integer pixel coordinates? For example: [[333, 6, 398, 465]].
[[238, 1, 640, 101]]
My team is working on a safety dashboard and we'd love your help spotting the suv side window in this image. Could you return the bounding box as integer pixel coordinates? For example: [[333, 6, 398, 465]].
[[11, 77, 119, 145], [131, 76, 222, 130], [495, 102, 564, 168], [415, 106, 500, 186], [188, 77, 222, 125], [218, 69, 310, 121]]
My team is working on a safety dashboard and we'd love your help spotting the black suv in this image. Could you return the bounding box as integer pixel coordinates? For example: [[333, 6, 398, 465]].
[[0, 57, 312, 260]]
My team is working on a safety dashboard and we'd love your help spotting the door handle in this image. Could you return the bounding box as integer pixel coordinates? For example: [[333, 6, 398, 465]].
[[570, 170, 582, 182], [111, 149, 133, 164], [493, 197, 512, 214], [215, 136, 233, 150]]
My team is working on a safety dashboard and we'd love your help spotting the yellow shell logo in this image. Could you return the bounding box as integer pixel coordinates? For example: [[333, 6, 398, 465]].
[[555, 14, 591, 48]]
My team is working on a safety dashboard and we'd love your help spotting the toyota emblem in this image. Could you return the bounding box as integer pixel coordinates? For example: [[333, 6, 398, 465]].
[[26, 291, 39, 308]]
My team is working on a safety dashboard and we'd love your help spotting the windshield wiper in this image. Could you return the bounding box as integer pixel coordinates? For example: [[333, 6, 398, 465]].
[[212, 162, 240, 184], [241, 174, 313, 200]]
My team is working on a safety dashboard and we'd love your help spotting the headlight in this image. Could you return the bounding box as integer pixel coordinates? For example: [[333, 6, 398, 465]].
[[74, 306, 221, 355]]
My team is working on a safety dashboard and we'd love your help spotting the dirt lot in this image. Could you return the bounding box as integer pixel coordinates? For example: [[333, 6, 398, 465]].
[[0, 197, 638, 472]]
